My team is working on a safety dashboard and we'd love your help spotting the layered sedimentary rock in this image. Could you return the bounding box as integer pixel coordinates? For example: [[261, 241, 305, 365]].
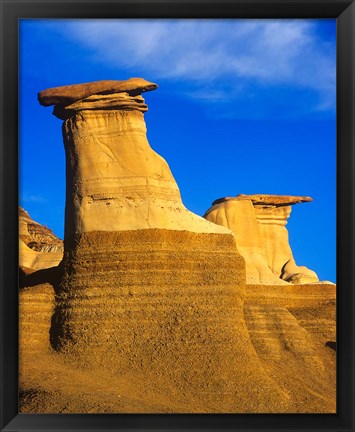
[[19, 206, 63, 272], [20, 284, 55, 355], [19, 207, 61, 359], [36, 79, 288, 411], [243, 283, 336, 412], [19, 207, 63, 252], [204, 194, 319, 284], [244, 283, 336, 369]]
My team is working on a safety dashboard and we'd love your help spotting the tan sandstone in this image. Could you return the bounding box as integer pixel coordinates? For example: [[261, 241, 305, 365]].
[[19, 206, 63, 272], [19, 78, 293, 413], [244, 283, 336, 412], [18, 79, 335, 414], [204, 194, 320, 284], [40, 79, 229, 244]]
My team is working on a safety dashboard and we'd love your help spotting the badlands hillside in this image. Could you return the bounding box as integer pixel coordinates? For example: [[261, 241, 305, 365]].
[[19, 78, 336, 413], [19, 206, 63, 274]]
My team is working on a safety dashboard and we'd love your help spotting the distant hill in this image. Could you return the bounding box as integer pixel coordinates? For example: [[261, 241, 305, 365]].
[[19, 206, 63, 273]]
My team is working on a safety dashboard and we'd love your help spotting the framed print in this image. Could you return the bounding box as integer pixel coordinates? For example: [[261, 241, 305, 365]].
[[1, 0, 354, 431]]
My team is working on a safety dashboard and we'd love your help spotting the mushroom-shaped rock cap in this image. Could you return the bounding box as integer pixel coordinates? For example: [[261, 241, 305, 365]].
[[237, 194, 313, 206], [212, 194, 313, 207], [38, 78, 158, 107]]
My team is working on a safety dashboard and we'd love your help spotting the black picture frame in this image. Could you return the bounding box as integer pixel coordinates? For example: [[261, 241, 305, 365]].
[[1, 1, 354, 431]]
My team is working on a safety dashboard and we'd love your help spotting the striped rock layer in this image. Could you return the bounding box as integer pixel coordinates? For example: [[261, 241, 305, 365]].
[[37, 79, 288, 411], [243, 283, 336, 412], [49, 229, 289, 411], [20, 284, 55, 355], [19, 206, 63, 272], [18, 79, 336, 413]]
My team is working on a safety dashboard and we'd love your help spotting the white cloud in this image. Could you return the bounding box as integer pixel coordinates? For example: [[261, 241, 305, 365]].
[[21, 194, 46, 203], [49, 19, 336, 114]]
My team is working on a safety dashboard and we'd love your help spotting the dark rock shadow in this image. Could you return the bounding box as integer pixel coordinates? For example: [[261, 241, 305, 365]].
[[19, 264, 62, 289], [325, 341, 336, 351]]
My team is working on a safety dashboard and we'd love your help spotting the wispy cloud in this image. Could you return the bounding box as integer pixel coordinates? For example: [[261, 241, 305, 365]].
[[21, 194, 46, 204], [43, 19, 336, 116]]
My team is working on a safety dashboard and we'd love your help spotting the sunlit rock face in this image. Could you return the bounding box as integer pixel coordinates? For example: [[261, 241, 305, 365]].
[[19, 206, 63, 272], [39, 78, 228, 247], [243, 283, 336, 413], [37, 79, 288, 412], [204, 194, 319, 285], [19, 207, 61, 362]]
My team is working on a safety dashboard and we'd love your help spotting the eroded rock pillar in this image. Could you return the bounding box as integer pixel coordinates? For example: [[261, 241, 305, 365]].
[[38, 79, 288, 411], [204, 197, 283, 284], [40, 79, 228, 250], [205, 194, 319, 284]]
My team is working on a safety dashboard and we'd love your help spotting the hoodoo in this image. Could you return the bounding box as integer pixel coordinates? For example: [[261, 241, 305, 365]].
[[204, 194, 319, 284], [38, 79, 288, 411], [39, 78, 230, 242]]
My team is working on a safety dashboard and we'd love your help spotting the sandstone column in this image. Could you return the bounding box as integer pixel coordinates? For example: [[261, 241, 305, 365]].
[[38, 79, 288, 412], [204, 196, 283, 284], [205, 194, 319, 284], [252, 195, 319, 284], [39, 78, 228, 250]]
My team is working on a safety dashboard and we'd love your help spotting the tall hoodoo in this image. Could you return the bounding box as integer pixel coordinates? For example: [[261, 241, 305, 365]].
[[39, 79, 288, 411], [39, 78, 228, 250]]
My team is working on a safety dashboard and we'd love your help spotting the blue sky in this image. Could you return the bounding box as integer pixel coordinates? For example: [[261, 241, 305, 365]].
[[19, 19, 336, 282]]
